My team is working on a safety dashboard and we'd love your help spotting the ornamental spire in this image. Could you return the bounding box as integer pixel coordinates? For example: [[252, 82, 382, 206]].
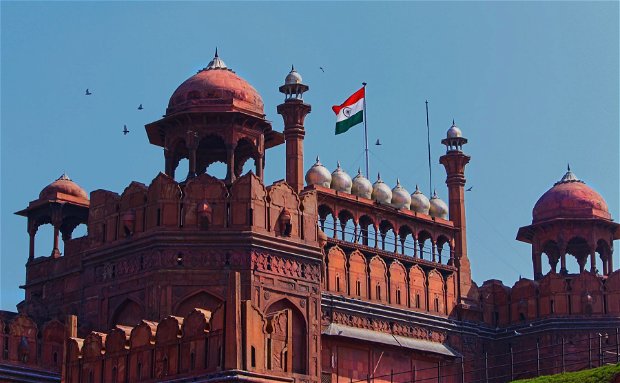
[[202, 47, 230, 71], [556, 164, 583, 185]]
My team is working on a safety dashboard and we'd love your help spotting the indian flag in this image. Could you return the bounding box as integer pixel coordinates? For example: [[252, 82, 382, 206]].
[[332, 87, 365, 135]]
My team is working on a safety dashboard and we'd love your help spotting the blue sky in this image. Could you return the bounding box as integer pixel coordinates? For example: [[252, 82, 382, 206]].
[[1, 2, 618, 310]]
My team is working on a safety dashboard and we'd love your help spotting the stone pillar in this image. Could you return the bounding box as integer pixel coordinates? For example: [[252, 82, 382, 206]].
[[225, 145, 236, 184], [532, 248, 542, 280], [560, 245, 567, 274], [50, 208, 62, 258], [28, 223, 37, 261], [432, 241, 437, 263], [590, 248, 597, 273], [413, 237, 418, 258], [51, 225, 61, 258], [186, 131, 199, 179], [164, 148, 175, 179], [256, 155, 264, 179], [374, 227, 378, 249]]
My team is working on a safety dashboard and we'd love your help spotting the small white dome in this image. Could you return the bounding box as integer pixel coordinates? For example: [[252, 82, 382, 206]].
[[429, 190, 449, 219], [351, 168, 373, 199], [330, 161, 352, 193], [285, 65, 303, 85], [305, 156, 331, 187], [447, 120, 462, 138], [410, 185, 430, 214], [391, 179, 411, 209], [371, 173, 392, 204]]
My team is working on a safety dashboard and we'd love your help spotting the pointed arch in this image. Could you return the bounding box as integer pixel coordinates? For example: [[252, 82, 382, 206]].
[[110, 298, 144, 327], [326, 246, 347, 294], [369, 256, 388, 303], [427, 269, 445, 314], [173, 290, 223, 319], [348, 250, 368, 298], [389, 260, 407, 306], [265, 298, 307, 374], [409, 265, 427, 311]]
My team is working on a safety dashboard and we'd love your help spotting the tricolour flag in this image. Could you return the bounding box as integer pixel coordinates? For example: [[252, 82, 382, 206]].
[[332, 87, 365, 135]]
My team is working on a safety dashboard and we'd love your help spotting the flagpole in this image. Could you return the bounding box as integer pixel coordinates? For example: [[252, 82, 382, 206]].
[[425, 100, 432, 196], [362, 82, 369, 178]]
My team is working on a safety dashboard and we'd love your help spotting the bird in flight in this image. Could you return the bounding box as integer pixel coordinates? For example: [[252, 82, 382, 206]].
[[375, 139, 382, 146], [85, 89, 92, 95], [138, 104, 143, 110], [466, 186, 473, 192], [319, 67, 325, 73], [123, 125, 129, 135]]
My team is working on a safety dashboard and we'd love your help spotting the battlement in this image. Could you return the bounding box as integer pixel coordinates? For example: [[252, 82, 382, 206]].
[[479, 270, 620, 327]]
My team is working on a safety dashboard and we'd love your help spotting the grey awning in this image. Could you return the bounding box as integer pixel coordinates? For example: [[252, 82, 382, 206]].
[[322, 323, 461, 358]]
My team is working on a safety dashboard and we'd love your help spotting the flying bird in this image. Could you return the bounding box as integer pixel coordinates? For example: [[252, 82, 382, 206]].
[[85, 89, 92, 95], [375, 139, 382, 146], [123, 125, 129, 135], [138, 104, 143, 110], [319, 67, 325, 73], [466, 186, 473, 192]]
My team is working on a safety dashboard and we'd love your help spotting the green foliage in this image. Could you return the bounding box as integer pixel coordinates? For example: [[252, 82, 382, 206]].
[[510, 364, 620, 383]]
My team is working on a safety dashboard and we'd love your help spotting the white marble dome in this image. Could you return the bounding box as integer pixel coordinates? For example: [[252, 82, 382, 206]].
[[305, 156, 331, 188], [330, 162, 352, 193], [410, 185, 430, 215], [371, 173, 392, 204], [391, 179, 411, 209], [429, 190, 449, 219], [351, 169, 373, 199]]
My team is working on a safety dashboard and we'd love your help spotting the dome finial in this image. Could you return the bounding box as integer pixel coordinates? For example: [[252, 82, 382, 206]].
[[357, 167, 362, 175], [291, 64, 295, 72], [556, 164, 582, 185], [58, 173, 71, 181], [452, 119, 455, 126], [336, 160, 341, 169], [204, 48, 228, 71], [315, 155, 320, 163]]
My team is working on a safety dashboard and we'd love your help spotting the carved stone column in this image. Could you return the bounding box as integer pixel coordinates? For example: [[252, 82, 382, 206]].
[[27, 223, 37, 261], [186, 130, 199, 179]]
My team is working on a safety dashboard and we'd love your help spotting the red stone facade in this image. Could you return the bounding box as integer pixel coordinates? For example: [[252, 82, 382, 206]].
[[2, 55, 619, 383]]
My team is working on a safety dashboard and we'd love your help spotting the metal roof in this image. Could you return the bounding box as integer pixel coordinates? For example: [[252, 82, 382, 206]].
[[322, 323, 461, 358]]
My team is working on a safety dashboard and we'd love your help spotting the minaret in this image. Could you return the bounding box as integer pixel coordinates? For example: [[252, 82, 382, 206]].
[[277, 66, 311, 193], [439, 120, 473, 304]]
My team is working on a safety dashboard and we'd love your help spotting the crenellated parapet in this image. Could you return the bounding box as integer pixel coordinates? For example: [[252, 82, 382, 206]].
[[0, 312, 65, 375], [65, 299, 313, 383], [86, 171, 318, 249], [479, 270, 620, 327]]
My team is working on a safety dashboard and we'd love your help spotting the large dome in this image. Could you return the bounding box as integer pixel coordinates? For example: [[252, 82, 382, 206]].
[[532, 168, 610, 223], [166, 52, 264, 117], [39, 174, 88, 201]]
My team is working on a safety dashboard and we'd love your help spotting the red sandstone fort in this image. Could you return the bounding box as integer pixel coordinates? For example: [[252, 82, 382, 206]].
[[1, 53, 618, 383]]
